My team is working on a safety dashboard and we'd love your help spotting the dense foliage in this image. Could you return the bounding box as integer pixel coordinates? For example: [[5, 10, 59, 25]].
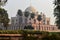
[[17, 9, 23, 16], [37, 15, 42, 22], [30, 13, 35, 19], [0, 30, 47, 34], [0, 30, 60, 40], [24, 11, 30, 17], [54, 0, 60, 29], [37, 15, 42, 30], [0, 8, 9, 30], [0, 0, 8, 6]]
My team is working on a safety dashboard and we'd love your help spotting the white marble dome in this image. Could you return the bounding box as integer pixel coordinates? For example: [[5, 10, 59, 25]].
[[25, 6, 37, 13]]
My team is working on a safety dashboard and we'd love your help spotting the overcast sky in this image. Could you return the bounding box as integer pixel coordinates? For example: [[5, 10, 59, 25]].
[[3, 0, 55, 25]]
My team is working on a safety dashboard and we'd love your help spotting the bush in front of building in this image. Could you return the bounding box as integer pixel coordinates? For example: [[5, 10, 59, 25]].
[[0, 30, 60, 40]]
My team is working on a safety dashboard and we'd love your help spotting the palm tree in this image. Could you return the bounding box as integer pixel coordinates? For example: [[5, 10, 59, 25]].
[[37, 15, 42, 30], [54, 0, 60, 29]]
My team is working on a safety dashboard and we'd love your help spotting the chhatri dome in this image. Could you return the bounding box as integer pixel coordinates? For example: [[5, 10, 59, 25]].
[[25, 6, 37, 13]]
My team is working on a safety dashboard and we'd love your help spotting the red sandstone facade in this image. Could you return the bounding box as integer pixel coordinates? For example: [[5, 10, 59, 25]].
[[32, 24, 58, 31]]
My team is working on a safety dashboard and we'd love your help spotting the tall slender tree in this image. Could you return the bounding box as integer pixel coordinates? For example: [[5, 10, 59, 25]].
[[0, 0, 9, 30], [54, 0, 60, 29], [0, 8, 9, 30], [30, 13, 35, 24], [24, 11, 30, 18], [24, 11, 30, 25], [17, 9, 23, 16], [37, 15, 42, 30], [30, 13, 35, 19], [17, 9, 23, 29]]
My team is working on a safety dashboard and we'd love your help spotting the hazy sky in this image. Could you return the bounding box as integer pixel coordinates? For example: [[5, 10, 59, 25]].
[[3, 0, 55, 25]]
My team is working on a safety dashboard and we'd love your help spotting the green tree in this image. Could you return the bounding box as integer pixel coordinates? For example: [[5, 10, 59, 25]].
[[24, 11, 30, 25], [17, 9, 23, 16], [54, 0, 60, 29], [37, 15, 42, 30], [17, 9, 23, 29], [0, 8, 9, 30], [30, 13, 35, 19], [24, 11, 30, 18], [0, 0, 8, 7], [30, 13, 35, 24]]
